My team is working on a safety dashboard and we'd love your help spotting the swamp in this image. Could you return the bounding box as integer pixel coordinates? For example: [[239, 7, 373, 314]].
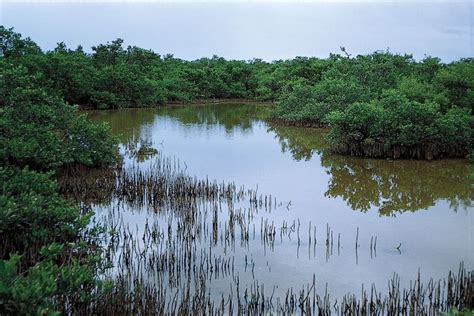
[[69, 103, 472, 314], [1, 1, 473, 314]]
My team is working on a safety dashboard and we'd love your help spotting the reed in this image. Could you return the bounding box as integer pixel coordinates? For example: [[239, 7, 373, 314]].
[[57, 155, 473, 315]]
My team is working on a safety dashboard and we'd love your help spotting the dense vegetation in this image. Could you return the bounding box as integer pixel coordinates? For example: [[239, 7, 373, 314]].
[[273, 53, 473, 159], [1, 27, 116, 314], [0, 25, 472, 313], [2, 25, 471, 159]]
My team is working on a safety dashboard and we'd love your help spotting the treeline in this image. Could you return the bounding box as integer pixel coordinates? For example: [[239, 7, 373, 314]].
[[0, 25, 472, 314], [1, 27, 117, 313], [2, 26, 472, 159], [1, 27, 257, 108], [0, 26, 341, 108], [0, 26, 339, 108]]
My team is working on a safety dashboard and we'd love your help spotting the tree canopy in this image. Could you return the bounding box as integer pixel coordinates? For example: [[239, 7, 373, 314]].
[[1, 26, 117, 314]]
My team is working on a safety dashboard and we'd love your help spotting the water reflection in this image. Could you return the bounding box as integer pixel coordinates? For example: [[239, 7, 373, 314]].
[[88, 103, 269, 141], [87, 108, 158, 160], [157, 103, 270, 133], [267, 125, 328, 161], [87, 108, 156, 142], [83, 103, 473, 303], [269, 123, 473, 215], [322, 156, 473, 216], [88, 104, 473, 216]]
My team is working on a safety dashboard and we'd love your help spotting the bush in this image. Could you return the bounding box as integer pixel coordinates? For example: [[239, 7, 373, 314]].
[[0, 26, 118, 314], [326, 90, 473, 158], [0, 64, 117, 169], [0, 246, 110, 315]]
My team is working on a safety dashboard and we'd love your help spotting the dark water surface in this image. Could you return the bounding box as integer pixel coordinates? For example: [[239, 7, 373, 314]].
[[88, 103, 473, 300]]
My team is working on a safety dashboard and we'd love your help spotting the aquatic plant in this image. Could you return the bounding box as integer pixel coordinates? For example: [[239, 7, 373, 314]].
[[58, 156, 474, 315]]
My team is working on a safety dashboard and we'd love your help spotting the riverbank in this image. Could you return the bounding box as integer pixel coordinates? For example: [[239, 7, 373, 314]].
[[266, 116, 329, 128], [330, 142, 470, 160], [72, 104, 474, 314], [4, 25, 471, 162], [79, 98, 273, 111], [83, 100, 473, 161], [166, 98, 272, 106]]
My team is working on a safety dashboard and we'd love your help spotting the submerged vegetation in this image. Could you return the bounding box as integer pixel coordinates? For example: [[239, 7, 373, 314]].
[[59, 154, 474, 315], [1, 25, 473, 314]]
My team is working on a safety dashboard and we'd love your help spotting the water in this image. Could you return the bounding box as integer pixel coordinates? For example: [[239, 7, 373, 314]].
[[2, 2, 473, 62], [87, 103, 473, 303]]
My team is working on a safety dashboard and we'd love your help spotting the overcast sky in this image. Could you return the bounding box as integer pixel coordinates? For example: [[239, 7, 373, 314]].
[[1, 1, 472, 61]]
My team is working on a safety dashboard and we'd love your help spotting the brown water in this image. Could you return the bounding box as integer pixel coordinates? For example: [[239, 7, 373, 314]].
[[88, 103, 473, 303]]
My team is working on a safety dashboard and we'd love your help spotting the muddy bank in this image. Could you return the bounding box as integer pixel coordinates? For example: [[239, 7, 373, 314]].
[[331, 142, 470, 160], [166, 98, 272, 106], [79, 98, 273, 111], [267, 118, 470, 160], [267, 117, 329, 128]]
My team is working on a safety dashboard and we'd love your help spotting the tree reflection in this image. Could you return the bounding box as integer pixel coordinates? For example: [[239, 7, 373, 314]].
[[270, 124, 473, 215], [89, 106, 473, 216], [322, 156, 473, 215], [158, 103, 270, 133], [86, 108, 158, 160], [267, 125, 328, 161]]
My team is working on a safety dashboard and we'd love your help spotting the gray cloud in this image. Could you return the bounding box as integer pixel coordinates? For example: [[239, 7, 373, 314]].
[[1, 2, 472, 61]]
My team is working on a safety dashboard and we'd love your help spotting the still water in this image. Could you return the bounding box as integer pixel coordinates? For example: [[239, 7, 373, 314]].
[[88, 103, 473, 300]]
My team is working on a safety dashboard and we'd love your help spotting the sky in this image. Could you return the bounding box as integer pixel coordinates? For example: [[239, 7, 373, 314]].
[[0, 0, 469, 2], [1, 1, 472, 61]]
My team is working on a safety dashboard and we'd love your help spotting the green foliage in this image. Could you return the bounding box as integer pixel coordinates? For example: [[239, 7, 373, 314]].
[[397, 76, 449, 108], [0, 27, 265, 108], [326, 101, 385, 144], [323, 52, 414, 95], [0, 247, 111, 315], [327, 90, 473, 150], [435, 59, 474, 112], [273, 82, 318, 122], [0, 165, 112, 314], [0, 26, 118, 314], [0, 62, 117, 169], [444, 308, 474, 316], [0, 167, 85, 255], [270, 50, 473, 158], [0, 26, 41, 58], [274, 77, 370, 123]]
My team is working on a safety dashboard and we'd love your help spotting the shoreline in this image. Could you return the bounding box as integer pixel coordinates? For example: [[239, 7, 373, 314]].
[[79, 98, 274, 111], [266, 117, 330, 129], [82, 102, 471, 161]]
